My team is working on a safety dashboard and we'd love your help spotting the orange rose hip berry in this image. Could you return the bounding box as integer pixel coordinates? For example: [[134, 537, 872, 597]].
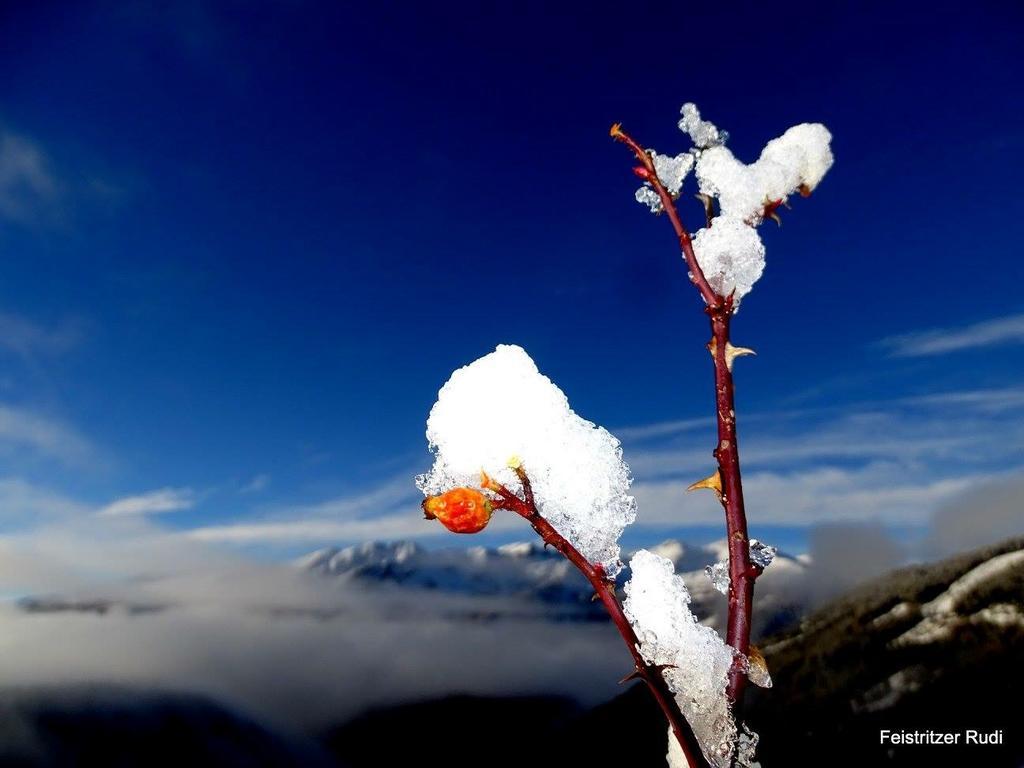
[[422, 487, 494, 534]]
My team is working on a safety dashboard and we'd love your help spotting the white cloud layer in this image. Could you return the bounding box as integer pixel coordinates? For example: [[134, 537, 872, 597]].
[[0, 507, 624, 731]]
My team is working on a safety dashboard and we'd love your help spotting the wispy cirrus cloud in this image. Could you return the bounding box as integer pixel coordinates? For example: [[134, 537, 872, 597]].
[[622, 385, 1024, 527], [877, 311, 1024, 357], [624, 388, 1024, 474], [0, 124, 126, 230], [0, 404, 97, 467], [900, 386, 1024, 413], [0, 476, 91, 527], [632, 464, 993, 527], [0, 308, 92, 465], [613, 416, 714, 442], [239, 474, 270, 494], [273, 475, 420, 519], [97, 487, 195, 518], [0, 130, 59, 224], [187, 474, 431, 545], [0, 311, 82, 360], [187, 515, 472, 545]]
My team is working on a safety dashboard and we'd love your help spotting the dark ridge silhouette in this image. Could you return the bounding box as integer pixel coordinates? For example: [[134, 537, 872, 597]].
[[0, 686, 335, 768]]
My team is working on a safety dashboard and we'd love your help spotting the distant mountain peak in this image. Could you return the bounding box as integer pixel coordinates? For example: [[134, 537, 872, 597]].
[[296, 541, 425, 576]]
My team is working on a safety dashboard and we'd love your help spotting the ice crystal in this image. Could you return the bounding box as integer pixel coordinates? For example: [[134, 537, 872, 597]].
[[678, 103, 726, 149], [705, 561, 729, 595], [704, 540, 775, 594], [635, 185, 663, 213], [636, 152, 695, 213], [736, 724, 762, 768], [416, 345, 636, 575], [749, 539, 776, 569], [668, 723, 762, 768]]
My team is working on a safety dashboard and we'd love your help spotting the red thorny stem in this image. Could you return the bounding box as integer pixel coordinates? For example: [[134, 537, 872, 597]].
[[611, 124, 761, 707], [487, 466, 710, 768]]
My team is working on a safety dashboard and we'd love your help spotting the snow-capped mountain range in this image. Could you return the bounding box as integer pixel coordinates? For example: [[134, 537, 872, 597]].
[[297, 538, 812, 637]]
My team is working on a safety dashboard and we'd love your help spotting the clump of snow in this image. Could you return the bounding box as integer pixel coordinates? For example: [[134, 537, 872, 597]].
[[749, 539, 776, 570], [762, 123, 833, 193], [624, 549, 740, 767], [678, 103, 726, 149], [695, 124, 833, 223], [416, 345, 636, 575], [691, 216, 766, 305], [694, 147, 767, 223], [636, 152, 695, 213]]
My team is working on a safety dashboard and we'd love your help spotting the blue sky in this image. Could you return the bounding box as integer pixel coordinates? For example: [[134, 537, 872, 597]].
[[0, 1, 1021, 567]]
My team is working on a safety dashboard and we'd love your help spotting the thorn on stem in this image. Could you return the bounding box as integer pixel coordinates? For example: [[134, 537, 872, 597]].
[[761, 198, 785, 227], [746, 645, 772, 688], [724, 342, 756, 371], [619, 668, 644, 685], [687, 470, 723, 500], [695, 193, 715, 228]]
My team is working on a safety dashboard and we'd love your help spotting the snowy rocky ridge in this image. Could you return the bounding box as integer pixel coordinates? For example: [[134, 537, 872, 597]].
[[743, 537, 1024, 765]]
